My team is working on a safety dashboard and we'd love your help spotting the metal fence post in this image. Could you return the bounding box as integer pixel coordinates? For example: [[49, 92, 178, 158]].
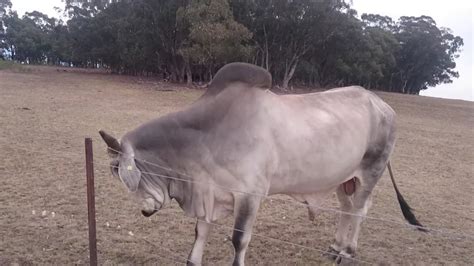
[[85, 138, 98, 266]]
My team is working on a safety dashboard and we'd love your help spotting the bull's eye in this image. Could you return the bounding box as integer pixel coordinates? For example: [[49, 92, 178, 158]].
[[110, 160, 119, 177]]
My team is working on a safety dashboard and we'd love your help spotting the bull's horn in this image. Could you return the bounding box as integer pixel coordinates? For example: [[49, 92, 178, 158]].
[[99, 130, 121, 154]]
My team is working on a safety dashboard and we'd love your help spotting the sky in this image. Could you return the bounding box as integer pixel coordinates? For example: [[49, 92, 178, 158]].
[[9, 0, 474, 101]]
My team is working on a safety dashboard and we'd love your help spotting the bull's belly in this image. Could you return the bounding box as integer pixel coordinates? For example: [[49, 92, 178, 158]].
[[267, 148, 365, 195]]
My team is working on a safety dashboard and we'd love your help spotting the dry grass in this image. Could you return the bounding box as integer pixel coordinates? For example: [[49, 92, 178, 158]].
[[0, 66, 473, 265]]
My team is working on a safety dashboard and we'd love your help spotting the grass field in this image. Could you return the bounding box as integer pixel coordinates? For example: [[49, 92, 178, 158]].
[[0, 66, 473, 265]]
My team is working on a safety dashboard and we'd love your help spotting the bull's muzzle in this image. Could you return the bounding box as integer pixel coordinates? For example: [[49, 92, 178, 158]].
[[141, 209, 157, 217]]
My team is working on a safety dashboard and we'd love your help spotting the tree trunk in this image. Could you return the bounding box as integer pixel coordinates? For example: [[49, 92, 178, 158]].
[[179, 63, 185, 82], [401, 79, 408, 94], [389, 73, 394, 92], [208, 64, 214, 81], [261, 24, 270, 71], [265, 45, 269, 71], [186, 62, 192, 86], [282, 58, 299, 90]]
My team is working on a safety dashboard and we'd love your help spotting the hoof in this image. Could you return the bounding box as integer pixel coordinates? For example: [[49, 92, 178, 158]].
[[334, 250, 357, 266], [186, 260, 198, 266], [324, 245, 340, 261]]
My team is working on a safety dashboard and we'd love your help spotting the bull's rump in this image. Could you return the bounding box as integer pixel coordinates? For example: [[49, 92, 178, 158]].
[[264, 86, 391, 194]]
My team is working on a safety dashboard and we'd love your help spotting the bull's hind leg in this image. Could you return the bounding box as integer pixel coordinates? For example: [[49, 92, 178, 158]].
[[330, 184, 354, 255], [332, 154, 390, 264], [336, 184, 375, 265]]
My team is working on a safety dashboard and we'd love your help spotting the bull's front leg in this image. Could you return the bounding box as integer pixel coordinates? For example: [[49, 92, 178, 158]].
[[231, 196, 261, 266], [187, 219, 213, 265]]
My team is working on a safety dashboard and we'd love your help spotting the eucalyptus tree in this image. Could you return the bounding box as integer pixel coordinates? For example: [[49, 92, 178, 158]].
[[179, 0, 253, 84]]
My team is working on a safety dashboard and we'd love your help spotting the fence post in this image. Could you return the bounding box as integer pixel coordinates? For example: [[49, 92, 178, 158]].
[[85, 138, 98, 266]]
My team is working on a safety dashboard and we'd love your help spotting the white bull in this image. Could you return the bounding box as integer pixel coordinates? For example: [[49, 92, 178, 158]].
[[100, 62, 423, 265]]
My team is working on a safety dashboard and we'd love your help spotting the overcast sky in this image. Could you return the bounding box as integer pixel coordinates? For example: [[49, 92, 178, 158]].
[[9, 0, 474, 101]]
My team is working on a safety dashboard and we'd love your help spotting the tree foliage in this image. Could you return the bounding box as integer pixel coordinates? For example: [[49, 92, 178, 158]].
[[179, 0, 253, 83], [391, 16, 463, 94], [0, 0, 464, 94]]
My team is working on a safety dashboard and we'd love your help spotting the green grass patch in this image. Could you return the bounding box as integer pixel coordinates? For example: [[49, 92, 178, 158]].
[[0, 60, 31, 72], [0, 59, 15, 69]]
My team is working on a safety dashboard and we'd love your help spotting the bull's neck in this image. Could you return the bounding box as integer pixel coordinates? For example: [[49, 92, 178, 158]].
[[133, 141, 198, 211], [129, 108, 207, 214], [168, 174, 200, 217]]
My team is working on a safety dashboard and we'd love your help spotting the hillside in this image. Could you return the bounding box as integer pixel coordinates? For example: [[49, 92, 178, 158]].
[[1, 67, 472, 264]]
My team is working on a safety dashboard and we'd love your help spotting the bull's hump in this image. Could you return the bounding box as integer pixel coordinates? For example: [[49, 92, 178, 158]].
[[205, 63, 272, 96]]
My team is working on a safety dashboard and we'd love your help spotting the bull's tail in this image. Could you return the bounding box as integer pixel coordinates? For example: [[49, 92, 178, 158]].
[[387, 161, 427, 232]]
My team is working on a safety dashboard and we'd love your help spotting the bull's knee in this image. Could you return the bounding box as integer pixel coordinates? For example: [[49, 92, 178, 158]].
[[232, 228, 249, 254], [336, 186, 353, 209], [231, 197, 260, 266], [352, 191, 373, 211], [232, 225, 252, 266]]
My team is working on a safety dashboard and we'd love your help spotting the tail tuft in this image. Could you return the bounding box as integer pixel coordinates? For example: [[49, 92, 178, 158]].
[[387, 161, 427, 232]]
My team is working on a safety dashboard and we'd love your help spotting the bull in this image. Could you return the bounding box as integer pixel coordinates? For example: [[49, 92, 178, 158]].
[[100, 62, 423, 265]]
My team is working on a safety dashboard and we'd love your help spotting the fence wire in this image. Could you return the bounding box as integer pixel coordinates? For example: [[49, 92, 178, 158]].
[[5, 144, 474, 264], [5, 145, 474, 239], [97, 149, 474, 241], [105, 209, 372, 264]]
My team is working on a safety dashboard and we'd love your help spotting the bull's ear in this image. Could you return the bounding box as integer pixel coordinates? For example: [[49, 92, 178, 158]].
[[99, 130, 121, 155], [118, 157, 141, 192]]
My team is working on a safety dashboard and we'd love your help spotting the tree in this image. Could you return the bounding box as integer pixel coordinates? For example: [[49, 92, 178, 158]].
[[0, 0, 12, 56], [391, 16, 463, 94], [361, 13, 395, 31], [0, 0, 11, 18], [179, 0, 253, 84], [232, 0, 350, 89], [3, 12, 47, 63]]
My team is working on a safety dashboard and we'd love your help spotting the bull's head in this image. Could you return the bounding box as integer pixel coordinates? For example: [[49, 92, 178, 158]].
[[99, 130, 161, 217]]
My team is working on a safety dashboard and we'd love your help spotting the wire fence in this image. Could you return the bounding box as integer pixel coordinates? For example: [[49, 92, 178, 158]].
[[96, 146, 474, 263], [101, 202, 372, 265], [96, 145, 474, 241], [7, 143, 474, 239], [5, 144, 474, 264]]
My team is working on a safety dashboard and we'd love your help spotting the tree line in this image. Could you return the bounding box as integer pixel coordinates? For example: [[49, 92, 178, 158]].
[[0, 0, 463, 94]]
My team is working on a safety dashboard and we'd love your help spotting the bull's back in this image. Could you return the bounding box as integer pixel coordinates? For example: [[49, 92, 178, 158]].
[[264, 86, 394, 194]]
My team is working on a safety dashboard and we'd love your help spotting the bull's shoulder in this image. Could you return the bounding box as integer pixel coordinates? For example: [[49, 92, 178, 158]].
[[203, 63, 272, 97]]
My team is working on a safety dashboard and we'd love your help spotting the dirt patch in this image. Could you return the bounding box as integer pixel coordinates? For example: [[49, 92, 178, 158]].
[[1, 67, 473, 265]]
